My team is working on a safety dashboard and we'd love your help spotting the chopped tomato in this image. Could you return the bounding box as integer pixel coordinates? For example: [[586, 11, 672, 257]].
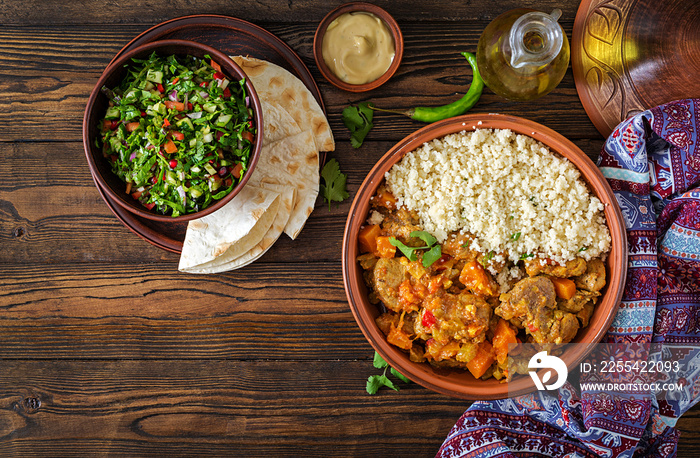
[[421, 310, 437, 329], [162, 118, 170, 127], [143, 202, 156, 210], [126, 121, 140, 132], [231, 163, 243, 179], [171, 131, 185, 141], [164, 100, 185, 111], [213, 71, 225, 80], [156, 83, 164, 93], [199, 81, 208, 88], [131, 190, 143, 200], [163, 139, 177, 155], [241, 131, 255, 143], [170, 77, 179, 84], [102, 119, 117, 130], [222, 87, 231, 98], [187, 102, 193, 111]]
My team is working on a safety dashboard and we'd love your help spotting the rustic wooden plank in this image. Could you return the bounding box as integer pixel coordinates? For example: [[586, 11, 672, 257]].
[[0, 22, 602, 143], [0, 261, 374, 360], [0, 359, 466, 456], [0, 359, 698, 456], [0, 1, 581, 25]]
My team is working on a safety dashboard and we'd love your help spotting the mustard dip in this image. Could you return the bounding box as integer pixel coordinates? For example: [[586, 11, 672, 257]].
[[322, 12, 395, 85]]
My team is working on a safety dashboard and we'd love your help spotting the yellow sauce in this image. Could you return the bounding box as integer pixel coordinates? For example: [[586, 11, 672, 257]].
[[321, 12, 395, 85]]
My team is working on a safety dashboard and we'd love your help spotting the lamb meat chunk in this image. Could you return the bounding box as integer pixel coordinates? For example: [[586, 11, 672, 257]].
[[574, 258, 607, 292], [496, 276, 557, 344], [372, 257, 408, 312], [379, 208, 424, 247], [557, 289, 600, 313]]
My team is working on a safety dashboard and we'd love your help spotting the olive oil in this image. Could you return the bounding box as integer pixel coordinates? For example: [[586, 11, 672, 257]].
[[477, 8, 570, 101]]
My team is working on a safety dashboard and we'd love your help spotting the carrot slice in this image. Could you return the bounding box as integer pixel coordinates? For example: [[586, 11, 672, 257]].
[[375, 236, 396, 258], [358, 224, 381, 254], [459, 260, 498, 296], [551, 277, 576, 300], [492, 319, 518, 365], [466, 340, 495, 379]]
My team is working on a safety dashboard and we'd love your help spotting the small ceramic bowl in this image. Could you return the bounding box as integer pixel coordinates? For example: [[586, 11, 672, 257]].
[[342, 113, 628, 400], [83, 39, 264, 223], [314, 2, 403, 92]]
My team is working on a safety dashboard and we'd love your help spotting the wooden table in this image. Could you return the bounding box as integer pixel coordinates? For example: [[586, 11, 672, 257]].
[[2, 1, 698, 456]]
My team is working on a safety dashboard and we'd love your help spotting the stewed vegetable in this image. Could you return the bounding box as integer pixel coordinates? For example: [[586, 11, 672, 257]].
[[97, 52, 256, 216]]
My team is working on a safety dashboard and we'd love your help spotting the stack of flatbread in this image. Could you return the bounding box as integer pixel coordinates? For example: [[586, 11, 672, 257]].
[[178, 57, 334, 274]]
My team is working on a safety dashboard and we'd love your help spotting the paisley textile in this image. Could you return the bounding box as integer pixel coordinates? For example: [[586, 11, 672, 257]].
[[437, 100, 700, 458]]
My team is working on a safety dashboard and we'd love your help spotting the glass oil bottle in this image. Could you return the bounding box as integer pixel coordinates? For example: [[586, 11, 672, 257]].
[[476, 8, 570, 101]]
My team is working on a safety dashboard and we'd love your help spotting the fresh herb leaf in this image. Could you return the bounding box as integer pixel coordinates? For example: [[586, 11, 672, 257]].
[[379, 375, 399, 392], [366, 352, 410, 395], [366, 375, 385, 395], [320, 158, 349, 210], [410, 230, 438, 247], [510, 232, 521, 241], [389, 232, 442, 267], [373, 351, 388, 369], [342, 102, 374, 148], [389, 237, 420, 261], [422, 244, 442, 268], [578, 247, 588, 252], [366, 373, 398, 394], [390, 367, 410, 384], [519, 253, 535, 260]]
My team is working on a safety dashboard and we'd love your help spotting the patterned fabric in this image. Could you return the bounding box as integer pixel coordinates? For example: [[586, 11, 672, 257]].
[[437, 99, 700, 458]]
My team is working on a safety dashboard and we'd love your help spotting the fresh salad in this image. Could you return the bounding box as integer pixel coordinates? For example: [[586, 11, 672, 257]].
[[97, 52, 257, 217]]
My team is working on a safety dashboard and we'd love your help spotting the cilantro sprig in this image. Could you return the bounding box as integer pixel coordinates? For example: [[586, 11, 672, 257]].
[[366, 351, 411, 395], [320, 158, 349, 210], [342, 102, 374, 148], [389, 230, 442, 267]]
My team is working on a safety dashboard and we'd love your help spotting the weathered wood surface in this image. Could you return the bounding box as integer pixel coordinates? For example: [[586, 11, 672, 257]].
[[2, 0, 698, 456]]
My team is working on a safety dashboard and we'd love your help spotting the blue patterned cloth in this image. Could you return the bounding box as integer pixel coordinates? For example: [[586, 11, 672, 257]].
[[437, 99, 700, 458]]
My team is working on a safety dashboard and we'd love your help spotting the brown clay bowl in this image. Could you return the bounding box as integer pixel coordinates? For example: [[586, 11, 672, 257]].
[[342, 113, 627, 400], [314, 2, 403, 92], [83, 39, 264, 223]]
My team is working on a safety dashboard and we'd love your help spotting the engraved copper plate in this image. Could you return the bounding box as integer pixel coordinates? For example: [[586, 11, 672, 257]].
[[572, 0, 700, 137]]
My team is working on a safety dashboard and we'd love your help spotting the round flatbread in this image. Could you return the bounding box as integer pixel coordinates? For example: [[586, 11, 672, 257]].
[[178, 185, 280, 273], [231, 55, 335, 153], [218, 183, 296, 270], [260, 99, 302, 146], [247, 129, 319, 240]]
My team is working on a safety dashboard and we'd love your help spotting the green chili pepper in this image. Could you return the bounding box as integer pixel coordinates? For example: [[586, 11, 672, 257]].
[[372, 52, 484, 123]]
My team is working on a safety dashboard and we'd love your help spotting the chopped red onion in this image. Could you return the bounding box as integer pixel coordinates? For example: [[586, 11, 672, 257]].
[[186, 111, 203, 119], [168, 90, 179, 101]]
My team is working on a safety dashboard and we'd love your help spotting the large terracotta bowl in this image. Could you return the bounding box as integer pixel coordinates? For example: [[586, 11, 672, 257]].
[[83, 39, 264, 223], [342, 113, 627, 400]]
